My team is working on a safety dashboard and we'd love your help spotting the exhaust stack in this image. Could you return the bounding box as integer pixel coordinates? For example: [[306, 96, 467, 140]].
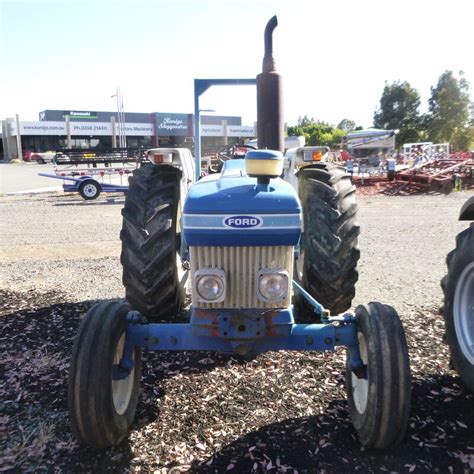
[[257, 15, 284, 152]]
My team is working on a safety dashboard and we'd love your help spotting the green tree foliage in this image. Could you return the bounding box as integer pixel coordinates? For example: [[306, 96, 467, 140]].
[[288, 72, 473, 151], [428, 71, 472, 150], [337, 119, 356, 132], [287, 116, 345, 148], [373, 81, 421, 146]]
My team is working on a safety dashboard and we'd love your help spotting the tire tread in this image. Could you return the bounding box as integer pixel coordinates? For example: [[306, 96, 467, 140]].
[[121, 164, 183, 320], [297, 164, 360, 315], [68, 300, 141, 448]]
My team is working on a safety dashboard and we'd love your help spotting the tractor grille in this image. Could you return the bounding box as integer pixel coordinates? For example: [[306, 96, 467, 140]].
[[190, 246, 294, 309]]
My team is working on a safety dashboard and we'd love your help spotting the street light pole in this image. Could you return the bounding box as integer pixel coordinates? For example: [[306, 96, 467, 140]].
[[115, 88, 121, 147], [193, 84, 201, 180]]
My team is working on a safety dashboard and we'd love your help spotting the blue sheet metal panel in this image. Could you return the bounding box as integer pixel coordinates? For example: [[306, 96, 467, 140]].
[[184, 160, 300, 214], [183, 213, 300, 246], [183, 159, 301, 246]]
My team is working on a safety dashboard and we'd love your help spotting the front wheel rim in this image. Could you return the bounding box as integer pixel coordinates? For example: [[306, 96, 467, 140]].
[[352, 332, 369, 414], [112, 334, 135, 415], [453, 261, 474, 364]]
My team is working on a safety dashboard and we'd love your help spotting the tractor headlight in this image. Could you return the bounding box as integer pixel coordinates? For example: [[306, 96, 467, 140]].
[[257, 269, 289, 302], [195, 270, 226, 303]]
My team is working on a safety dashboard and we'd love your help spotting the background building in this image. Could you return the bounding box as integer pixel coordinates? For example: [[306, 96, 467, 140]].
[[1, 109, 255, 161]]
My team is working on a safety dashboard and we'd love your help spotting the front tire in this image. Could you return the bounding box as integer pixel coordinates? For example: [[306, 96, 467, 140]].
[[121, 163, 184, 321], [442, 224, 474, 392], [296, 163, 360, 316], [346, 302, 411, 448], [68, 299, 141, 448]]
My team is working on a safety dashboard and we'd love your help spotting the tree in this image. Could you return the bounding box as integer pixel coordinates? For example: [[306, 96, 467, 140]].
[[428, 71, 472, 150], [373, 81, 422, 146], [337, 119, 356, 132], [287, 117, 345, 149]]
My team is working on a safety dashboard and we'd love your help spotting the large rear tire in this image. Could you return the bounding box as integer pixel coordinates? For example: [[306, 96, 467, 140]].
[[68, 299, 141, 448], [296, 163, 360, 316], [441, 224, 474, 393], [120, 163, 184, 321], [346, 302, 411, 448]]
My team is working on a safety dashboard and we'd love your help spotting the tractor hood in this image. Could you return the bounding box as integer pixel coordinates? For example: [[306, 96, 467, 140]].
[[183, 160, 301, 246]]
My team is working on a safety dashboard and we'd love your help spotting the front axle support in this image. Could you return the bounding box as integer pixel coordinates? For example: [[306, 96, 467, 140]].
[[112, 307, 364, 380]]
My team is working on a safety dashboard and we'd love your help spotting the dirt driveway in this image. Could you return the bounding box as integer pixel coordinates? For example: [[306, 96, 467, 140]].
[[0, 190, 473, 472]]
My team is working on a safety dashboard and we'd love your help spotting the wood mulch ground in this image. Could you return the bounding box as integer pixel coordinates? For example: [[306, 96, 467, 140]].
[[1, 288, 473, 473]]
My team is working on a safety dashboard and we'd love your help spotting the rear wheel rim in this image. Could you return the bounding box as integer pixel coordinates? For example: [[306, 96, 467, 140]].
[[112, 334, 135, 415], [83, 184, 97, 197], [352, 332, 369, 414], [453, 261, 474, 364]]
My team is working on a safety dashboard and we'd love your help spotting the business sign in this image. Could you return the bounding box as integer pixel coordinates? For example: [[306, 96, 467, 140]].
[[227, 125, 255, 137], [201, 125, 223, 137], [39, 110, 151, 123], [10, 120, 253, 138], [69, 122, 110, 135], [63, 111, 98, 120], [200, 124, 254, 137], [116, 123, 154, 136], [70, 122, 154, 136], [10, 121, 153, 136], [11, 121, 67, 136], [155, 113, 189, 136]]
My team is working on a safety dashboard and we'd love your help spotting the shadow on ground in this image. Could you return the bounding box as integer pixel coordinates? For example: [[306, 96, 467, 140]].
[[190, 374, 474, 472], [1, 290, 473, 472]]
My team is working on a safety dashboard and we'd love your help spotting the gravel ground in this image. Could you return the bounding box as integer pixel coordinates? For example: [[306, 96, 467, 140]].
[[0, 191, 469, 309], [0, 190, 473, 472]]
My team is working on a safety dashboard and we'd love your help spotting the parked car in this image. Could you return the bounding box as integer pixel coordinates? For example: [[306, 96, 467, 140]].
[[23, 151, 69, 164], [24, 151, 57, 164]]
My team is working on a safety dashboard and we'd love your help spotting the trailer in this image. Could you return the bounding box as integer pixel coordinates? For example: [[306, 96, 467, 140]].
[[39, 147, 147, 199], [38, 172, 129, 200]]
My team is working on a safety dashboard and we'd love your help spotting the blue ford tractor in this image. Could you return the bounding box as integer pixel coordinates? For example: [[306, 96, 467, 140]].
[[68, 17, 411, 450]]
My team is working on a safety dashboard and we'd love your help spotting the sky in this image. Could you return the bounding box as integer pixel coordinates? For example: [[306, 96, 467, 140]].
[[0, 0, 473, 128]]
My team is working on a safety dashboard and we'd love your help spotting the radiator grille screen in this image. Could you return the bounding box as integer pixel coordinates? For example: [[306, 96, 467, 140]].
[[190, 246, 293, 309]]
